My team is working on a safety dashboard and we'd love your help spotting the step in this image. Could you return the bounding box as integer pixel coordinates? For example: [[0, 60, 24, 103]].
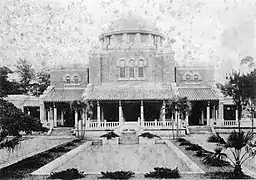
[[188, 126, 212, 134], [51, 128, 74, 136]]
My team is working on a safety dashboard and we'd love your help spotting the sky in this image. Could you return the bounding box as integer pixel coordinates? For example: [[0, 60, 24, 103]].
[[0, 0, 256, 82]]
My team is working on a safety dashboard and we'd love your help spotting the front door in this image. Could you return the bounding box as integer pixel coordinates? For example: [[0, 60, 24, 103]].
[[122, 102, 140, 122]]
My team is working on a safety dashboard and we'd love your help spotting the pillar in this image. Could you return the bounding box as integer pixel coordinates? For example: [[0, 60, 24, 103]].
[[119, 101, 122, 124], [201, 110, 204, 125], [140, 101, 144, 126], [207, 102, 210, 126], [40, 102, 45, 123], [53, 104, 57, 127], [97, 101, 101, 126], [61, 110, 64, 126], [49, 106, 53, 127], [185, 112, 189, 126], [218, 100, 224, 126], [236, 109, 239, 123], [162, 101, 166, 126], [75, 110, 78, 132]]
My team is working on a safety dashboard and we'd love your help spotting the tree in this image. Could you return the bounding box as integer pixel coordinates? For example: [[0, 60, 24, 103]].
[[0, 66, 14, 97], [30, 69, 51, 96], [15, 59, 35, 94], [0, 98, 48, 149], [221, 70, 255, 130], [166, 96, 192, 138]]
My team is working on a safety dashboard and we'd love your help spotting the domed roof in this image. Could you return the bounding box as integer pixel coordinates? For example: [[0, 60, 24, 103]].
[[100, 15, 164, 39], [107, 16, 157, 32]]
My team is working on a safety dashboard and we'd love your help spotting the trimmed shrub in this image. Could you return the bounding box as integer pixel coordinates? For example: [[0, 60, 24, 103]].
[[179, 141, 192, 146], [207, 133, 226, 144], [185, 144, 202, 151], [48, 168, 85, 179], [176, 138, 187, 142], [100, 171, 134, 179], [144, 167, 180, 179], [100, 132, 119, 140], [138, 132, 160, 139]]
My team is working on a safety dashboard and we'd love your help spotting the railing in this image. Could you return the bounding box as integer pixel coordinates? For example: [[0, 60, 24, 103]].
[[142, 119, 185, 130], [86, 121, 120, 130], [224, 120, 237, 127]]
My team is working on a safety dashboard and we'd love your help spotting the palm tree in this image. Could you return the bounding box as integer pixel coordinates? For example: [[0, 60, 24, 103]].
[[167, 96, 192, 138], [212, 130, 255, 176]]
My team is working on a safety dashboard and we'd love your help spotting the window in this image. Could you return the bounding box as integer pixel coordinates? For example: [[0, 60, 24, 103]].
[[129, 34, 136, 42], [186, 74, 191, 81], [141, 34, 148, 42], [129, 60, 135, 78], [138, 60, 144, 78], [74, 76, 79, 83], [119, 59, 126, 78], [65, 76, 71, 83]]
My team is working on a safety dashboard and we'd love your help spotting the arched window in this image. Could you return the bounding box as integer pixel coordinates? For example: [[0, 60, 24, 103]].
[[129, 60, 135, 78], [138, 60, 144, 78], [74, 76, 79, 83], [119, 59, 126, 78], [194, 74, 199, 81], [65, 76, 71, 83], [186, 74, 191, 81]]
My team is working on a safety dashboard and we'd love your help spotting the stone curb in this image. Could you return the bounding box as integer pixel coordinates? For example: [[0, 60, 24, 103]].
[[164, 140, 205, 174], [0, 139, 74, 170], [31, 141, 92, 176]]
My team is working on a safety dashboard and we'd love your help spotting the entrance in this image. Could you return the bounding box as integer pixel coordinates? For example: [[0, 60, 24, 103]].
[[122, 102, 140, 122], [189, 101, 204, 126]]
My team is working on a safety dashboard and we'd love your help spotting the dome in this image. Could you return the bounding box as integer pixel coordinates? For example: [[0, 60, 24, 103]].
[[100, 15, 164, 39], [107, 16, 158, 32]]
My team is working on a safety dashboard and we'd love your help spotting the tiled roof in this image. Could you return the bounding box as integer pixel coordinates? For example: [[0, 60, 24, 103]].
[[84, 84, 174, 100], [44, 89, 84, 102], [6, 95, 40, 107], [178, 87, 219, 101]]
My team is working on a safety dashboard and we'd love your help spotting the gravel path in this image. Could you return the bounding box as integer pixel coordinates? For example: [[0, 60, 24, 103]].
[[0, 136, 74, 169]]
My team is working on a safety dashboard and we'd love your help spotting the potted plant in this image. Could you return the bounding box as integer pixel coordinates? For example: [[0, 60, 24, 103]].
[[100, 132, 120, 145], [138, 132, 160, 144]]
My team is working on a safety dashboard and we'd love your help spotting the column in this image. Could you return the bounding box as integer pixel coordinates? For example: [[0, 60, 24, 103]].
[[140, 101, 144, 127], [83, 109, 86, 128], [218, 100, 224, 126], [97, 101, 100, 126], [40, 102, 45, 123], [61, 110, 64, 126], [207, 102, 210, 126], [185, 112, 189, 126], [201, 110, 204, 125], [119, 101, 122, 124], [49, 106, 53, 128], [75, 110, 78, 135], [162, 101, 166, 126], [53, 104, 57, 127], [236, 109, 239, 124]]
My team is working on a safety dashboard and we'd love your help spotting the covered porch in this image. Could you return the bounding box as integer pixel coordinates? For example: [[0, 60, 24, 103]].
[[82, 84, 183, 131]]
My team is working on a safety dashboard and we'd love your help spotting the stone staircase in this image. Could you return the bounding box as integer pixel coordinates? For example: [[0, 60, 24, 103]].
[[92, 139, 102, 145], [50, 127, 74, 136], [188, 126, 213, 134], [115, 122, 141, 144]]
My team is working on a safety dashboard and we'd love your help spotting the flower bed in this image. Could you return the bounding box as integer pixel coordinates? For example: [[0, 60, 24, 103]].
[[102, 137, 119, 145]]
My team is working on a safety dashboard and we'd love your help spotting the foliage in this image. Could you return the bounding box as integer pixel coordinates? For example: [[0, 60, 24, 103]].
[[176, 138, 187, 142], [207, 133, 226, 144], [166, 96, 192, 118], [203, 147, 229, 167], [100, 171, 134, 179], [138, 132, 160, 139], [15, 59, 35, 94], [185, 144, 203, 151], [220, 69, 256, 129], [48, 168, 85, 179], [0, 98, 48, 149], [211, 131, 256, 176], [100, 132, 119, 140], [205, 171, 252, 179], [144, 167, 180, 179], [194, 150, 210, 157], [179, 140, 192, 146], [30, 69, 51, 96], [0, 137, 20, 151]]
